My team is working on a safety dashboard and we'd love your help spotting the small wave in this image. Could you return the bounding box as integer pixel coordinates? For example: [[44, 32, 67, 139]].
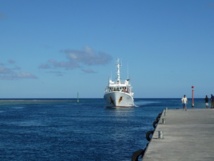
[[19, 122, 43, 127], [14, 120, 45, 127], [11, 106, 25, 110]]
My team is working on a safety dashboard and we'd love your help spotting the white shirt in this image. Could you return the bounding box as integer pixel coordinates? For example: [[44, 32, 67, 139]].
[[181, 97, 188, 104]]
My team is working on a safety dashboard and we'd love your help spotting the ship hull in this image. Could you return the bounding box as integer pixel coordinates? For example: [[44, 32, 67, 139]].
[[104, 92, 134, 108]]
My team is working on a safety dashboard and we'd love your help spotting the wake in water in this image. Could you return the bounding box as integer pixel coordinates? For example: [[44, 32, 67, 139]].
[[134, 99, 160, 107]]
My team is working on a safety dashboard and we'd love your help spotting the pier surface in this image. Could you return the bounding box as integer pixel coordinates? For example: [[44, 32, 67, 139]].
[[143, 109, 214, 161]]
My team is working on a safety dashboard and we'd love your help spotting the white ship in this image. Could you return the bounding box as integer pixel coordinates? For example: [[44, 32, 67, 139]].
[[104, 59, 135, 108]]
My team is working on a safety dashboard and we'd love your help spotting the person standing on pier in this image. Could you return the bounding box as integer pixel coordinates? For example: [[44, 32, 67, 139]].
[[181, 95, 188, 110], [205, 95, 209, 108], [211, 94, 214, 108]]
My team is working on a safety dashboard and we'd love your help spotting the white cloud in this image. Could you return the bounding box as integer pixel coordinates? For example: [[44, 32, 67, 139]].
[[16, 72, 37, 79], [81, 68, 97, 74], [64, 47, 112, 66], [40, 47, 112, 74], [0, 60, 37, 80]]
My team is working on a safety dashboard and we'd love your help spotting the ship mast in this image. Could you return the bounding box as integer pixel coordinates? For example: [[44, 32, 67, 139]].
[[116, 59, 121, 83]]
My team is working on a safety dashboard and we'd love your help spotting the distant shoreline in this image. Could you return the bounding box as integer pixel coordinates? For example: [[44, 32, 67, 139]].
[[0, 98, 204, 100]]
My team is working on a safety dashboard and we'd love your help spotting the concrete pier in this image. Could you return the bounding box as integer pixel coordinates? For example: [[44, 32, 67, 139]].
[[142, 109, 214, 161]]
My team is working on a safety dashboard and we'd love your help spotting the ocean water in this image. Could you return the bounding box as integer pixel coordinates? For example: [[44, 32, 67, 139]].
[[0, 98, 205, 161]]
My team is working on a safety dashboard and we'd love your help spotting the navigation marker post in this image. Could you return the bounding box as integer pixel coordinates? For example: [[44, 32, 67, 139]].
[[191, 86, 194, 107]]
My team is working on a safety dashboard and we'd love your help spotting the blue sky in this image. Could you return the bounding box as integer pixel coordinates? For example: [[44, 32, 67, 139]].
[[0, 0, 213, 98]]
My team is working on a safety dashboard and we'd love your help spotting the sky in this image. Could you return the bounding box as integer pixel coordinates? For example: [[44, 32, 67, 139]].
[[0, 0, 214, 98]]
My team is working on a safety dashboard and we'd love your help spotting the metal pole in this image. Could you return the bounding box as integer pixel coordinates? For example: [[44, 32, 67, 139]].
[[158, 131, 163, 139], [192, 86, 194, 107]]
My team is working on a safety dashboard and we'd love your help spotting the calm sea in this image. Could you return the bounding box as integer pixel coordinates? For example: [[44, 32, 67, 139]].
[[0, 98, 205, 161]]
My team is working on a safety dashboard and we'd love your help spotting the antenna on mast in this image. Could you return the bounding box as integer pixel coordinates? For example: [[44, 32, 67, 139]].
[[116, 59, 121, 83], [126, 62, 130, 79]]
